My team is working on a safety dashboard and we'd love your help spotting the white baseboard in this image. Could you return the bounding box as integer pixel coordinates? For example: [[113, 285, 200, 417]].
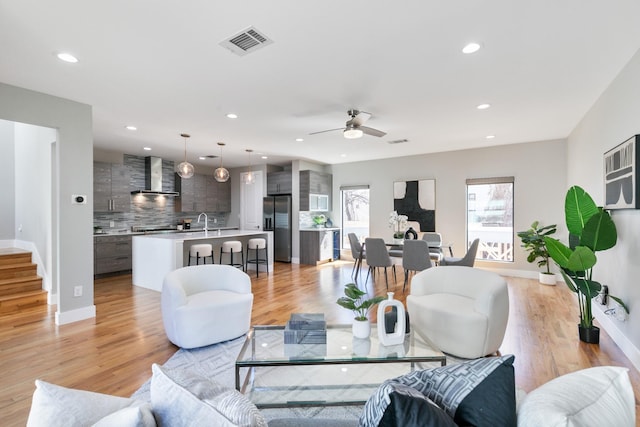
[[594, 305, 640, 372], [55, 305, 96, 325], [291, 257, 300, 264], [47, 292, 57, 305]]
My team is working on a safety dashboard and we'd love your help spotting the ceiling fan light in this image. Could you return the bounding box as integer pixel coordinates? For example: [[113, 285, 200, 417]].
[[344, 128, 363, 139]]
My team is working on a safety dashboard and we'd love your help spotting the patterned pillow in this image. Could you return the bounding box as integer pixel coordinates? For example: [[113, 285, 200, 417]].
[[150, 364, 267, 427], [360, 355, 516, 427]]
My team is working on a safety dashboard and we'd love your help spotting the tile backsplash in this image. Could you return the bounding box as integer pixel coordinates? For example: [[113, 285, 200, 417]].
[[93, 154, 227, 231]]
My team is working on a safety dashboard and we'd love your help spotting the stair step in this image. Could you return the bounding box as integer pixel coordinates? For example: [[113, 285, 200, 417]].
[[0, 276, 43, 297], [0, 290, 48, 314], [0, 263, 38, 280], [0, 249, 32, 266]]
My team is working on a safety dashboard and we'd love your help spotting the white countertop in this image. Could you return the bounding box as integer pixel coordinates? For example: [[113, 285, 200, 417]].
[[132, 229, 270, 241], [300, 227, 341, 231]]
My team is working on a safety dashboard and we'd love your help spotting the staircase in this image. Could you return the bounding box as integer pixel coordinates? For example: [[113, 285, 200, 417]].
[[0, 248, 47, 314]]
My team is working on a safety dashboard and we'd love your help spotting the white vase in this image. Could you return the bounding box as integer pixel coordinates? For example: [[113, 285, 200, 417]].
[[352, 318, 371, 339], [539, 272, 557, 285], [377, 292, 406, 346]]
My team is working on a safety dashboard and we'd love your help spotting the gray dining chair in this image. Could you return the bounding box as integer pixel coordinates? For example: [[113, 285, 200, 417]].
[[348, 233, 365, 279], [402, 239, 433, 292], [440, 238, 480, 267], [364, 237, 396, 289], [421, 232, 444, 264]]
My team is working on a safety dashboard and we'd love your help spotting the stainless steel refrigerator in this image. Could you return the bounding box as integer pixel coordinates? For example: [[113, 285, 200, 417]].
[[263, 195, 292, 262]]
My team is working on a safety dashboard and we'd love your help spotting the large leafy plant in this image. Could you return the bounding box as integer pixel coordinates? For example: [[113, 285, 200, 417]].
[[517, 221, 557, 274], [543, 186, 628, 329], [336, 283, 384, 321]]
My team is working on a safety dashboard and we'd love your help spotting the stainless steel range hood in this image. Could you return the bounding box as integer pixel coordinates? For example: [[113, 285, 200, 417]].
[[131, 157, 180, 196]]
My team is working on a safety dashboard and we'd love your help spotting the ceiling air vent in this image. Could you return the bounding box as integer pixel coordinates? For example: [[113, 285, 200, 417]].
[[220, 26, 273, 56], [387, 139, 409, 145]]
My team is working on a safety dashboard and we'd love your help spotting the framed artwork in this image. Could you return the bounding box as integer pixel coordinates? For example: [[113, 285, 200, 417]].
[[394, 179, 436, 232], [604, 135, 640, 209]]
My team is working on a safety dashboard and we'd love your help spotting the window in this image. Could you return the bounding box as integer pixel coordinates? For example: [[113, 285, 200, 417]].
[[466, 177, 514, 262], [341, 186, 370, 249]]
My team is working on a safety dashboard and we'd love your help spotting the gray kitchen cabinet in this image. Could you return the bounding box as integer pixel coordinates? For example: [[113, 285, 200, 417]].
[[94, 235, 132, 275], [299, 170, 332, 211], [93, 162, 131, 212], [300, 229, 339, 265], [176, 173, 231, 213], [267, 171, 292, 195]]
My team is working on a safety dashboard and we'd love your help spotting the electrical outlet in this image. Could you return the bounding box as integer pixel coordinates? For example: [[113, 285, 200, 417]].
[[213, 218, 217, 223], [110, 221, 115, 228], [74, 286, 83, 297]]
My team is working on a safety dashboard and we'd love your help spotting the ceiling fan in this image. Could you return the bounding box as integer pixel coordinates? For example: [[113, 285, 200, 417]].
[[310, 109, 387, 139]]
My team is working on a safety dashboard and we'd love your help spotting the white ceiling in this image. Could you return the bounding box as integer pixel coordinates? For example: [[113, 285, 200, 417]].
[[2, 1, 640, 169]]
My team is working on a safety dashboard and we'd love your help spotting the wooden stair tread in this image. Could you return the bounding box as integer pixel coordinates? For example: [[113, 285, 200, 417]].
[[0, 289, 47, 301], [0, 248, 30, 256]]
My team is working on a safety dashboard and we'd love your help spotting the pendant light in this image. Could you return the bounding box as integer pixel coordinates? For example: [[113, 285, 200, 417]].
[[177, 133, 195, 179], [244, 149, 254, 184], [214, 142, 230, 182]]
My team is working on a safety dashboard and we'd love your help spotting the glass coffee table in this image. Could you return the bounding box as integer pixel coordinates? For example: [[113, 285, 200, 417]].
[[235, 324, 446, 408]]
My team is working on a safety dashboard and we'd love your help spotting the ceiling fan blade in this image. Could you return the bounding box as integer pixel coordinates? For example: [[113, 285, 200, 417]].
[[348, 111, 372, 127], [309, 127, 344, 136], [359, 126, 387, 137]]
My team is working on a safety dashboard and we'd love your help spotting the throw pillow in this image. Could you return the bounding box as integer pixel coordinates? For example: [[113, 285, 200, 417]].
[[26, 380, 156, 427], [517, 366, 635, 427], [377, 383, 457, 427], [150, 363, 268, 427], [359, 355, 516, 427]]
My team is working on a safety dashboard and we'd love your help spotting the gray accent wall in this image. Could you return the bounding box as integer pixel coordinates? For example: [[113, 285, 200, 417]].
[[329, 138, 568, 274], [0, 82, 94, 324], [568, 47, 640, 363], [0, 120, 15, 239]]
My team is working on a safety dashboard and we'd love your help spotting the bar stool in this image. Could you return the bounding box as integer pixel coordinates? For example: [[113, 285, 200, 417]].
[[188, 244, 214, 265], [245, 238, 268, 277], [219, 241, 244, 271]]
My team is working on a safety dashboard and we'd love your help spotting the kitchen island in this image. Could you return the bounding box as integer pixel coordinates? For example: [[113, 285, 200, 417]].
[[132, 230, 273, 291]]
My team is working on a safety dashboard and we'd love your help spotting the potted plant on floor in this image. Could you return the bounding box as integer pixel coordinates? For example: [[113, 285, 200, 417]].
[[517, 221, 557, 285], [336, 283, 384, 339], [544, 186, 628, 344]]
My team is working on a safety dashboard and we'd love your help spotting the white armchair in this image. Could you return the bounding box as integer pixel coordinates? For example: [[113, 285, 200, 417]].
[[161, 265, 253, 349], [406, 266, 509, 359]]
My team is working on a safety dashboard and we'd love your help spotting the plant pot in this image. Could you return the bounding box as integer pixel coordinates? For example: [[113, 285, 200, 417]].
[[578, 325, 600, 344], [352, 318, 371, 339], [539, 272, 556, 285]]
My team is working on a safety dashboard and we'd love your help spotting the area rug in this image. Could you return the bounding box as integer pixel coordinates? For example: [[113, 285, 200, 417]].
[[131, 336, 363, 422]]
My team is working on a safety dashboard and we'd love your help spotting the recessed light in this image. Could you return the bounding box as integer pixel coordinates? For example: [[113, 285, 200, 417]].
[[486, 135, 496, 139], [340, 154, 347, 158], [261, 156, 268, 159], [226, 113, 238, 119], [57, 53, 78, 63], [125, 125, 137, 131], [295, 138, 304, 142], [143, 147, 152, 151], [476, 103, 491, 110], [199, 156, 206, 160], [462, 43, 481, 54]]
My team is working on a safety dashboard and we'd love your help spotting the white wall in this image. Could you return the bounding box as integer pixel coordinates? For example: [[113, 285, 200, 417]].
[[0, 83, 94, 324], [329, 138, 568, 275], [0, 120, 15, 240], [567, 47, 640, 365], [14, 122, 55, 292]]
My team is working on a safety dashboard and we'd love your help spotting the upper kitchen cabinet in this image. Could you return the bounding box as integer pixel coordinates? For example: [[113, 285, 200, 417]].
[[299, 170, 332, 211], [267, 171, 292, 195], [175, 173, 230, 213], [94, 162, 131, 212]]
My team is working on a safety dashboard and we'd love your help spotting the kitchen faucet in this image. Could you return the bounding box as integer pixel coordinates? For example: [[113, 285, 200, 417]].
[[197, 212, 208, 232]]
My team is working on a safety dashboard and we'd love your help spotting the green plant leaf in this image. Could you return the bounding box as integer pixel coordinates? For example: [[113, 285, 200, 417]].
[[336, 297, 356, 311], [581, 208, 617, 251], [544, 237, 572, 268], [609, 295, 630, 314], [343, 283, 365, 300], [574, 277, 601, 299], [566, 246, 597, 272], [559, 269, 578, 293], [565, 186, 598, 237]]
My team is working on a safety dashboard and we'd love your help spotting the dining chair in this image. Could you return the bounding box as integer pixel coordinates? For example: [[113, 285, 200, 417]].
[[421, 232, 444, 264], [364, 237, 396, 289], [440, 238, 480, 267], [402, 239, 433, 292], [348, 233, 365, 279]]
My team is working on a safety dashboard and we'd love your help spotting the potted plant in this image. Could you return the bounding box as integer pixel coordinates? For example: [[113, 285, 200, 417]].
[[517, 221, 557, 285], [336, 283, 384, 339], [544, 186, 628, 344], [388, 211, 408, 241]]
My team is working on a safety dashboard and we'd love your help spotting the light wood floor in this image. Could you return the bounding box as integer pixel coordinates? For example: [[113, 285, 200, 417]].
[[1, 261, 639, 425]]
